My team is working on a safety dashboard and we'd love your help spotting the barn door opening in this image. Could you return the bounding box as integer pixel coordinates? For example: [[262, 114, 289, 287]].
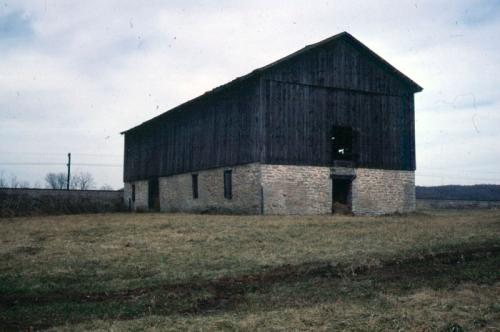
[[148, 177, 160, 211], [332, 176, 352, 214], [331, 126, 359, 167]]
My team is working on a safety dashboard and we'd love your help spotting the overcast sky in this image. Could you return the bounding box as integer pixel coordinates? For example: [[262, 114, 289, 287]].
[[0, 0, 499, 189]]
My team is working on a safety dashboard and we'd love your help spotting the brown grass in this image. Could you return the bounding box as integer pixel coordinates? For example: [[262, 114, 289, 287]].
[[56, 282, 500, 332], [0, 209, 499, 330]]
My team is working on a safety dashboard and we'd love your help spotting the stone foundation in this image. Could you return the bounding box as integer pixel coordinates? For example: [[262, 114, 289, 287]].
[[261, 165, 332, 215], [160, 163, 261, 214], [123, 180, 148, 211], [352, 168, 415, 215], [124, 164, 415, 215]]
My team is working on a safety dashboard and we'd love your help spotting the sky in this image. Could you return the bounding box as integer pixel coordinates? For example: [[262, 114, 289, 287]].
[[0, 0, 499, 189]]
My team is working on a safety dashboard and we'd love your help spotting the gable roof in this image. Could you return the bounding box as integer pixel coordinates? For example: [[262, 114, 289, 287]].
[[122, 32, 422, 134]]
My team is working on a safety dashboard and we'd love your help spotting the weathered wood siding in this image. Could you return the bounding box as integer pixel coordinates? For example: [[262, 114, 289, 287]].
[[262, 80, 415, 170], [261, 37, 416, 170], [124, 79, 262, 182], [264, 38, 412, 95]]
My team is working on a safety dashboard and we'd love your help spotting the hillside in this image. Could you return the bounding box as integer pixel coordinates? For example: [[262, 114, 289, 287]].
[[416, 184, 500, 201]]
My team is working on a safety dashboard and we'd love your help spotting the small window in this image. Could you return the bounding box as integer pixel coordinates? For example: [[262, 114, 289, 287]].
[[132, 184, 136, 202], [192, 174, 199, 199], [224, 170, 232, 199]]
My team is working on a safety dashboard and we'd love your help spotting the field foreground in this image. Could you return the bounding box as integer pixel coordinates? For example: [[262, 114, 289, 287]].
[[1, 210, 499, 331]]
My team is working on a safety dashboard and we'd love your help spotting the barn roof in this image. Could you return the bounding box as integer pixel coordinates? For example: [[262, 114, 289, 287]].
[[122, 31, 423, 134]]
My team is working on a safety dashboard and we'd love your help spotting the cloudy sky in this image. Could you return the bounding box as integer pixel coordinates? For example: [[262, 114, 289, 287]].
[[0, 0, 499, 189]]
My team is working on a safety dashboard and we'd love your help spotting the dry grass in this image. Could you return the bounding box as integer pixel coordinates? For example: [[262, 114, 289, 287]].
[[1, 210, 499, 330], [55, 282, 500, 332]]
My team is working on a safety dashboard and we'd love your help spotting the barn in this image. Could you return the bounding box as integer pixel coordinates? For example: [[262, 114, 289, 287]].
[[121, 32, 423, 215]]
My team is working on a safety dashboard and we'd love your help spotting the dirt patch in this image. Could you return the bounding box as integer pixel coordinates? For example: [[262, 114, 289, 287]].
[[2, 245, 499, 311], [12, 246, 42, 256], [1, 245, 499, 332]]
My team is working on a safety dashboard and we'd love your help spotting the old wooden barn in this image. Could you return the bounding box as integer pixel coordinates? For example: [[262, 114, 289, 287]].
[[122, 32, 423, 215]]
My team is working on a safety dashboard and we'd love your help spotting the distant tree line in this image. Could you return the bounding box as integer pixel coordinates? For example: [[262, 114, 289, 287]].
[[44, 172, 96, 190], [416, 185, 500, 201], [0, 170, 114, 190], [0, 172, 31, 189]]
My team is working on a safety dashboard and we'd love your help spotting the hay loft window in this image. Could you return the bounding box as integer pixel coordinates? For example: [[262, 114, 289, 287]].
[[192, 174, 199, 199], [331, 126, 358, 163], [132, 184, 136, 202], [224, 170, 232, 199]]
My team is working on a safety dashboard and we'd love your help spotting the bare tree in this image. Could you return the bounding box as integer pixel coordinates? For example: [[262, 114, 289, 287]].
[[9, 175, 20, 188], [45, 173, 57, 189], [71, 172, 95, 190], [56, 173, 67, 189], [0, 171, 7, 188], [45, 172, 67, 189], [19, 180, 30, 188], [0, 172, 30, 188]]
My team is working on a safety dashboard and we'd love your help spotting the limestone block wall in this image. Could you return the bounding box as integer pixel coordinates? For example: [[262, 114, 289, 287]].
[[124, 164, 415, 216], [159, 163, 261, 214], [351, 168, 415, 215], [261, 165, 332, 215], [123, 180, 148, 211]]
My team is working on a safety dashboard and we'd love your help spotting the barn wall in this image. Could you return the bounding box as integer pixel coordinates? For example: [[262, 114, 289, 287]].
[[261, 164, 332, 215], [124, 78, 263, 182], [159, 163, 261, 214], [260, 37, 416, 171], [262, 80, 415, 170], [125, 163, 415, 216], [124, 180, 148, 211], [351, 169, 415, 215], [259, 165, 415, 216]]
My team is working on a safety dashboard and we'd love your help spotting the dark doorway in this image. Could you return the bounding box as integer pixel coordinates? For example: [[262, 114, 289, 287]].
[[331, 126, 359, 166], [148, 177, 160, 211], [332, 177, 352, 214], [224, 170, 232, 199]]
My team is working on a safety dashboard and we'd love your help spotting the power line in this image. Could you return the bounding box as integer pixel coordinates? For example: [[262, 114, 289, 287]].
[[0, 151, 122, 158], [0, 162, 64, 166], [73, 163, 122, 167]]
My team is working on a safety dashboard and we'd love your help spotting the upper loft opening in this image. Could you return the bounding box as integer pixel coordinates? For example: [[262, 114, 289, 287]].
[[331, 126, 359, 166]]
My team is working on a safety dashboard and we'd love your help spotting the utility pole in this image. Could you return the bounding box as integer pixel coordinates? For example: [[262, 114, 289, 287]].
[[66, 153, 71, 190]]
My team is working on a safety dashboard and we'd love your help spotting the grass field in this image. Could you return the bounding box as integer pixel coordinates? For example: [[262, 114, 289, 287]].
[[1, 210, 499, 331]]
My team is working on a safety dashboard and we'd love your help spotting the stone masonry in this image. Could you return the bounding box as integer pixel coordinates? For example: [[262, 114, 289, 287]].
[[124, 163, 415, 215], [160, 163, 261, 214], [351, 168, 415, 215], [123, 180, 148, 211], [261, 165, 332, 215]]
